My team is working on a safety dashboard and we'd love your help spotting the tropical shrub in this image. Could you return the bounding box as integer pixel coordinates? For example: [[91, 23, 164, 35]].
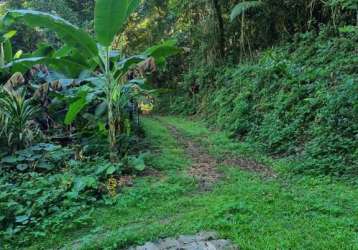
[[0, 88, 39, 151], [0, 157, 139, 246], [0, 2, 164, 246], [3, 0, 179, 161], [1, 143, 71, 172]]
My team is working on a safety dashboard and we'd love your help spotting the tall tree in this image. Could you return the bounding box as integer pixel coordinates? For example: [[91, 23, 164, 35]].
[[212, 0, 225, 59]]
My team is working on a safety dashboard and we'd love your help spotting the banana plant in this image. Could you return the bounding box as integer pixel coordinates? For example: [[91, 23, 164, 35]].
[[3, 0, 179, 161]]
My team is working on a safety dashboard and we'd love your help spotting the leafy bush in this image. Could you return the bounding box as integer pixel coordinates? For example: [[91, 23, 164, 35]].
[[1, 143, 72, 172], [0, 153, 148, 246], [173, 29, 358, 177]]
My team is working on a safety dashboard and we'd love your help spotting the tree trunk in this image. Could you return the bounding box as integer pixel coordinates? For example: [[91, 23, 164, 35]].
[[212, 0, 225, 59], [105, 48, 118, 162], [107, 98, 118, 162]]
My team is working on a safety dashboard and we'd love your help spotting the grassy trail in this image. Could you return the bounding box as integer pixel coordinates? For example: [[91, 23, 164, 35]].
[[31, 116, 358, 250]]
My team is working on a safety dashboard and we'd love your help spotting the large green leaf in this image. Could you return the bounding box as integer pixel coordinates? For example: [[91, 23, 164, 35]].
[[128, 153, 146, 171], [50, 57, 90, 78], [113, 41, 180, 77], [0, 30, 16, 66], [4, 57, 88, 77], [3, 56, 50, 73], [73, 176, 98, 193], [4, 10, 98, 57], [0, 30, 17, 43], [64, 95, 88, 125], [64, 85, 99, 125], [144, 40, 181, 66], [145, 40, 181, 58], [95, 0, 129, 46], [3, 40, 12, 62], [31, 43, 55, 57], [116, 55, 146, 72]]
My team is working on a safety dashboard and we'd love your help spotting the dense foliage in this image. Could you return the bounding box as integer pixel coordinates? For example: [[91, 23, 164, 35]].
[[0, 0, 357, 248], [0, 0, 95, 50], [172, 28, 358, 177], [0, 0, 176, 246], [139, 0, 357, 178]]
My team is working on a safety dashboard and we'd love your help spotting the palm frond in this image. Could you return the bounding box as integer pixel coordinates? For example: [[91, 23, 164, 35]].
[[230, 1, 264, 21]]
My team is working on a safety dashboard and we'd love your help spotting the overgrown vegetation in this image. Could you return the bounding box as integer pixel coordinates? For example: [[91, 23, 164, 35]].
[[20, 117, 358, 250], [150, 0, 358, 178], [0, 0, 177, 246], [0, 0, 357, 249], [172, 28, 358, 178]]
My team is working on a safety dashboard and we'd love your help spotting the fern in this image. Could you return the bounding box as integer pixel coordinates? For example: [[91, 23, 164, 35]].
[[230, 1, 264, 21]]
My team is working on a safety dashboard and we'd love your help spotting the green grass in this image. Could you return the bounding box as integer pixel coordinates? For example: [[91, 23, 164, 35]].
[[28, 116, 358, 250], [143, 117, 189, 171], [160, 116, 284, 172]]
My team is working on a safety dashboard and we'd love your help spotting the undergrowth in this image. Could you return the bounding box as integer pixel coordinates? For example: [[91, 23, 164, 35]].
[[26, 117, 358, 250], [171, 28, 358, 178]]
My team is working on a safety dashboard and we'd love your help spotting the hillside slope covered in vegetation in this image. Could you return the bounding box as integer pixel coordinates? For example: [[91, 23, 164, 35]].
[[172, 29, 358, 178]]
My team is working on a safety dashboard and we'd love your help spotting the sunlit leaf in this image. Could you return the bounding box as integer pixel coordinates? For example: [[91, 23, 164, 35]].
[[64, 95, 88, 125], [95, 0, 128, 46], [4, 10, 98, 57]]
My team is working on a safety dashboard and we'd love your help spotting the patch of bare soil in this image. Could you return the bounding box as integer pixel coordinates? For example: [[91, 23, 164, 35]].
[[167, 125, 276, 190], [168, 126, 222, 191], [222, 157, 277, 178]]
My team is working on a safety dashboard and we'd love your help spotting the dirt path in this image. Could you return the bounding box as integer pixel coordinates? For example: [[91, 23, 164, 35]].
[[122, 119, 275, 250], [167, 124, 276, 191], [168, 125, 222, 191]]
